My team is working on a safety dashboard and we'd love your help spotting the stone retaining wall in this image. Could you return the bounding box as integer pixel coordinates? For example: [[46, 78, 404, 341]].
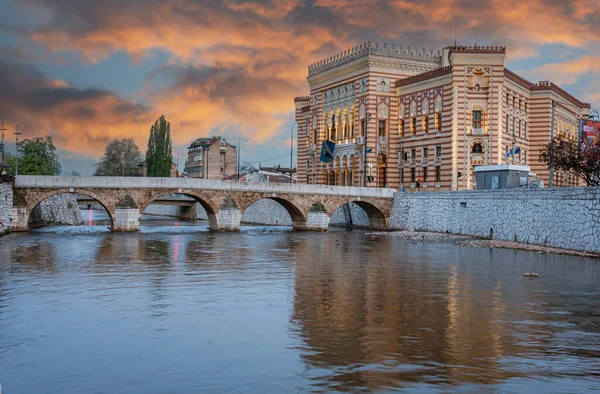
[[389, 188, 600, 253], [0, 183, 12, 234]]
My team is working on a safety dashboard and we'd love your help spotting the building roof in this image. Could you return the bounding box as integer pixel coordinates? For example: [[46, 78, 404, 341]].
[[308, 41, 442, 76], [531, 81, 591, 109], [188, 136, 236, 150], [395, 65, 452, 87]]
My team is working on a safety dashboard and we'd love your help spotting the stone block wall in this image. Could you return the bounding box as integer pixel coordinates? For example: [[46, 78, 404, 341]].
[[0, 183, 12, 234], [389, 188, 600, 253], [30, 193, 83, 226]]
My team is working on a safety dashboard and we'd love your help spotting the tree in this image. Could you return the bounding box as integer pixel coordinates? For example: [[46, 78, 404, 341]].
[[94, 138, 143, 176], [240, 161, 256, 174], [4, 136, 61, 175], [145, 115, 173, 177], [539, 133, 600, 186]]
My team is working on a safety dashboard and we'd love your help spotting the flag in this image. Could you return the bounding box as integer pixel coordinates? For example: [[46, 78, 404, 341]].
[[366, 148, 373, 153], [514, 147, 521, 154], [320, 140, 336, 163]]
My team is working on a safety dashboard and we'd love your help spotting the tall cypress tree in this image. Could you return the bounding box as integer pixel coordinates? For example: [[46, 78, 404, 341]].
[[145, 115, 173, 177]]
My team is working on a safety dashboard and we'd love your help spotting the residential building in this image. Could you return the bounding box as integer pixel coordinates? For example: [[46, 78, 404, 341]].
[[294, 42, 590, 190], [184, 137, 237, 180]]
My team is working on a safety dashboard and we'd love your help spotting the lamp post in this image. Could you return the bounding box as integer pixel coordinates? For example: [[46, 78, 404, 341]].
[[14, 124, 22, 176], [363, 113, 372, 187], [237, 137, 248, 181], [0, 118, 6, 165], [588, 110, 600, 120], [290, 122, 296, 184]]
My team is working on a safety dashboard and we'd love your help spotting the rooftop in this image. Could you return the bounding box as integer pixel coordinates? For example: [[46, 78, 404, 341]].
[[308, 41, 442, 76]]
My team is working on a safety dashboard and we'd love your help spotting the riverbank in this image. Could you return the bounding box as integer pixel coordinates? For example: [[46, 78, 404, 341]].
[[368, 230, 600, 258]]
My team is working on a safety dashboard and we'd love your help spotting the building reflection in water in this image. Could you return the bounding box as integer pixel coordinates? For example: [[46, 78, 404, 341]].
[[288, 233, 560, 391]]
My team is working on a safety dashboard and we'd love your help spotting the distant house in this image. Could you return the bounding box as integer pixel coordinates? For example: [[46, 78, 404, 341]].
[[137, 161, 178, 177], [242, 166, 296, 183], [184, 137, 237, 180]]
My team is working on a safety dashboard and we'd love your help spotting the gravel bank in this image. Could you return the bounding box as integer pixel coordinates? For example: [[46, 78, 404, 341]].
[[367, 230, 600, 258]]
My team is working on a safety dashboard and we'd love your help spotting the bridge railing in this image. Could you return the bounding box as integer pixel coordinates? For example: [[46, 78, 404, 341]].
[[14, 176, 396, 198]]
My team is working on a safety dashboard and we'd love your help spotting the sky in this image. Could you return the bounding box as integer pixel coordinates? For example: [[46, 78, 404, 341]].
[[0, 0, 598, 175]]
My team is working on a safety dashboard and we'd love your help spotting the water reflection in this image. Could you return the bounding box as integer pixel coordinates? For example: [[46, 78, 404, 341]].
[[0, 218, 599, 392]]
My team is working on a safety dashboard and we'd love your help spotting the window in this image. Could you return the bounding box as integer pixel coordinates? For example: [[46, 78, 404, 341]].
[[411, 168, 416, 183], [423, 167, 428, 182], [436, 166, 441, 182], [401, 150, 406, 161], [399, 119, 404, 137], [435, 113, 442, 131], [518, 120, 521, 138], [361, 119, 366, 137], [472, 110, 482, 129], [193, 155, 202, 162], [411, 148, 416, 160], [506, 114, 509, 133], [524, 150, 528, 163], [422, 115, 429, 133], [524, 121, 527, 139], [423, 147, 428, 158], [435, 146, 442, 157], [313, 130, 317, 144], [378, 120, 386, 137], [411, 117, 416, 135], [331, 115, 337, 141], [472, 143, 483, 154]]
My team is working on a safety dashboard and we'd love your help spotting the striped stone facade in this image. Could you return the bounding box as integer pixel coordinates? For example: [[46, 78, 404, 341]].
[[295, 42, 590, 190]]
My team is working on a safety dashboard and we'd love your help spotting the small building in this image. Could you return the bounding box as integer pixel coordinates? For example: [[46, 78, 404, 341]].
[[474, 164, 536, 190], [137, 161, 178, 177], [184, 137, 237, 180]]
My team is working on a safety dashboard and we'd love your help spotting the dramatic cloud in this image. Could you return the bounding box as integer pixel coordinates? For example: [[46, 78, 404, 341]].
[[1, 0, 598, 171]]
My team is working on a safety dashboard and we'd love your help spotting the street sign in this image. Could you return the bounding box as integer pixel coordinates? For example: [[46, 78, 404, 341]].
[[368, 163, 373, 168]]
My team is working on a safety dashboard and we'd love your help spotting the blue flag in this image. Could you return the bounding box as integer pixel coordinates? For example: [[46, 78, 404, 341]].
[[514, 146, 521, 154], [366, 148, 373, 154], [320, 140, 335, 163]]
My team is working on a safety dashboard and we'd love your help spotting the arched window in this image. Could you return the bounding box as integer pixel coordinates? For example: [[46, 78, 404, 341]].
[[422, 99, 429, 114], [472, 143, 483, 154]]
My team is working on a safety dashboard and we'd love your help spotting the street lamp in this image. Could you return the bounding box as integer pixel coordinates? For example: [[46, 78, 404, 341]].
[[14, 124, 22, 176], [237, 137, 249, 181], [588, 110, 600, 120], [290, 122, 297, 184]]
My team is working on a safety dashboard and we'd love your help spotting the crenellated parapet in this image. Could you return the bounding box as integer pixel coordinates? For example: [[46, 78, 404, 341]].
[[308, 41, 443, 76], [450, 44, 506, 54]]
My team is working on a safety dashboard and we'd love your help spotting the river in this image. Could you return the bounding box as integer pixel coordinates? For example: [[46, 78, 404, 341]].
[[0, 209, 599, 393]]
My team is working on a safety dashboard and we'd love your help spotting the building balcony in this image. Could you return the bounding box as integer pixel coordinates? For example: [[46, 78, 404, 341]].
[[422, 157, 429, 163]]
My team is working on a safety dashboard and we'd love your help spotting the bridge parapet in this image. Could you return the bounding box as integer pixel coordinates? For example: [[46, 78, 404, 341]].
[[14, 176, 396, 198]]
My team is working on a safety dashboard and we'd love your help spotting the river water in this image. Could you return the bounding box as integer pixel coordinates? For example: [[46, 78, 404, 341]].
[[1, 209, 599, 393]]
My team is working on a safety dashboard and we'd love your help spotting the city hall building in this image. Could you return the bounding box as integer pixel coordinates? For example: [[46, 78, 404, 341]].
[[294, 42, 591, 190]]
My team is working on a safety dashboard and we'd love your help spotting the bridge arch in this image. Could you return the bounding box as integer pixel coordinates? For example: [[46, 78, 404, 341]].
[[327, 199, 388, 230], [26, 189, 115, 228], [240, 196, 307, 228], [138, 190, 220, 229]]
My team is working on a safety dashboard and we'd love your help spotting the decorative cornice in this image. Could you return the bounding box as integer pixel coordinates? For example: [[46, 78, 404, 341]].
[[395, 65, 452, 87], [294, 96, 310, 102], [308, 41, 442, 77], [531, 81, 591, 109]]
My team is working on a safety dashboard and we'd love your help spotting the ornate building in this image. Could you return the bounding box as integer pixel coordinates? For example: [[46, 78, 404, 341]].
[[294, 42, 590, 190]]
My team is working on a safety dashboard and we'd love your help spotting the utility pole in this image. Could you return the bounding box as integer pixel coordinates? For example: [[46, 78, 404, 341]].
[[549, 100, 556, 188], [0, 118, 6, 165], [290, 122, 296, 184], [237, 137, 248, 181], [14, 124, 22, 176]]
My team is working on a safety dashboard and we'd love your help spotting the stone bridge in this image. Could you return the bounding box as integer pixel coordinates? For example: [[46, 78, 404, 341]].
[[11, 176, 396, 232]]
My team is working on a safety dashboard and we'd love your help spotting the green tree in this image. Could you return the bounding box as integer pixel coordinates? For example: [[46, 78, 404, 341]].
[[145, 115, 173, 177], [539, 133, 600, 186], [94, 138, 143, 176], [5, 136, 61, 175]]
